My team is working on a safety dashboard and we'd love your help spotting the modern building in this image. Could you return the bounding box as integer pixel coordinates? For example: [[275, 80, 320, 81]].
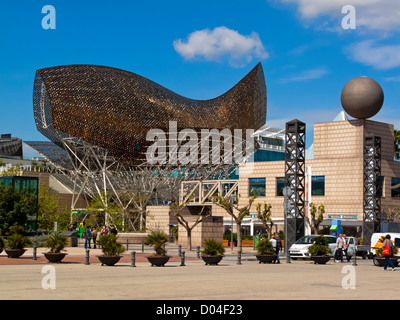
[[0, 134, 23, 159], [146, 114, 400, 247]]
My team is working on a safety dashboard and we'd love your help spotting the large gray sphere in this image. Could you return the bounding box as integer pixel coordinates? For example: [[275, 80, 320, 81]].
[[340, 76, 384, 119]]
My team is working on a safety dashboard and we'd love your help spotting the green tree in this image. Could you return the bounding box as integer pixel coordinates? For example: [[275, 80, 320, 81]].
[[85, 192, 124, 231], [169, 201, 211, 251], [256, 203, 274, 238], [0, 185, 37, 234], [212, 193, 257, 252], [37, 183, 70, 231], [307, 202, 325, 235]]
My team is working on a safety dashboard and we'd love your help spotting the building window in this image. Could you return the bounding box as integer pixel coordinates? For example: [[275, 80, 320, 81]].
[[391, 177, 400, 197], [249, 178, 266, 197], [312, 176, 325, 196], [276, 177, 285, 196], [377, 176, 384, 197]]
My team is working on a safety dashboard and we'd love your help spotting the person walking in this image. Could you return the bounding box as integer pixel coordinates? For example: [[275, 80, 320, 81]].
[[78, 223, 84, 239], [92, 227, 98, 249], [274, 233, 282, 264], [342, 234, 351, 263], [335, 233, 344, 262], [270, 235, 277, 263], [84, 225, 92, 249], [382, 234, 396, 271]]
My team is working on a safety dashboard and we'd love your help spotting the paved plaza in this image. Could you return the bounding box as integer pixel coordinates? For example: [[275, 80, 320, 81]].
[[0, 245, 399, 301]]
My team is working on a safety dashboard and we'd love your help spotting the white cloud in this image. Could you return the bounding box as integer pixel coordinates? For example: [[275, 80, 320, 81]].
[[278, 67, 329, 83], [173, 26, 269, 67], [383, 75, 400, 82], [347, 40, 400, 70], [276, 0, 400, 31]]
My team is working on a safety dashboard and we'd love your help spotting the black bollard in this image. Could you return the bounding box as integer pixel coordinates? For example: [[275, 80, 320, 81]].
[[181, 251, 185, 266], [178, 244, 182, 257], [126, 240, 129, 251], [85, 249, 90, 265], [131, 251, 136, 268], [32, 246, 37, 261], [142, 241, 144, 253], [354, 246, 357, 266], [197, 246, 200, 258], [237, 250, 242, 265]]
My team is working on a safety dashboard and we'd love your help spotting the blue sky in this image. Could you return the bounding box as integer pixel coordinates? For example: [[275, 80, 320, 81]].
[[1, 0, 400, 158]]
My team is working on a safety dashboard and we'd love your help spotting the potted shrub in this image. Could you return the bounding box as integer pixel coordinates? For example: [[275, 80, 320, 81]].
[[201, 238, 225, 265], [96, 233, 125, 266], [43, 233, 69, 263], [308, 235, 332, 264], [5, 226, 32, 258], [255, 238, 276, 264], [144, 230, 170, 267]]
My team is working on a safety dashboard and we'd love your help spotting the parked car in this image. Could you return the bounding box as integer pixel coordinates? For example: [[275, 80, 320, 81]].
[[289, 235, 355, 260]]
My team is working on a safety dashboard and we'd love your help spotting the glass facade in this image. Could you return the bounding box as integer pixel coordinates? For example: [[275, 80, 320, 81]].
[[249, 178, 266, 196], [312, 176, 325, 196], [391, 177, 400, 197], [0, 176, 39, 195], [252, 149, 285, 162], [276, 177, 285, 196], [377, 176, 384, 197]]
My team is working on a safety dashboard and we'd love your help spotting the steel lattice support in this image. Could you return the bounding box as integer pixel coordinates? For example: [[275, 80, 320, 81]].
[[284, 119, 306, 252], [363, 135, 381, 246]]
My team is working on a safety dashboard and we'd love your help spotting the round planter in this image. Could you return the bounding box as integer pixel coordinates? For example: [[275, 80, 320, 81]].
[[5, 249, 26, 258], [146, 255, 171, 267], [310, 255, 331, 264], [256, 254, 277, 264], [97, 255, 122, 266], [44, 252, 68, 263], [374, 257, 399, 267], [201, 255, 223, 266]]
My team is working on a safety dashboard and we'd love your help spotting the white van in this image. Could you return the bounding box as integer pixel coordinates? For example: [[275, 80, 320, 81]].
[[369, 233, 400, 257]]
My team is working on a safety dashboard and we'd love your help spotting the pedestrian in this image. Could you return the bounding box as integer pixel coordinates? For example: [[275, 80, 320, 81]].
[[335, 233, 344, 262], [84, 225, 92, 249], [342, 234, 351, 263], [274, 233, 282, 264], [110, 225, 118, 235], [100, 225, 108, 236], [382, 234, 396, 271], [92, 227, 98, 249], [270, 235, 277, 263], [78, 223, 84, 239]]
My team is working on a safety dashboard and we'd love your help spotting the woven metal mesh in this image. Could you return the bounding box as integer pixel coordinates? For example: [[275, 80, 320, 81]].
[[33, 63, 266, 166]]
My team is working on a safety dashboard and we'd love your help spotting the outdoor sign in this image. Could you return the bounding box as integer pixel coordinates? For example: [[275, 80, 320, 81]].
[[328, 214, 357, 219]]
